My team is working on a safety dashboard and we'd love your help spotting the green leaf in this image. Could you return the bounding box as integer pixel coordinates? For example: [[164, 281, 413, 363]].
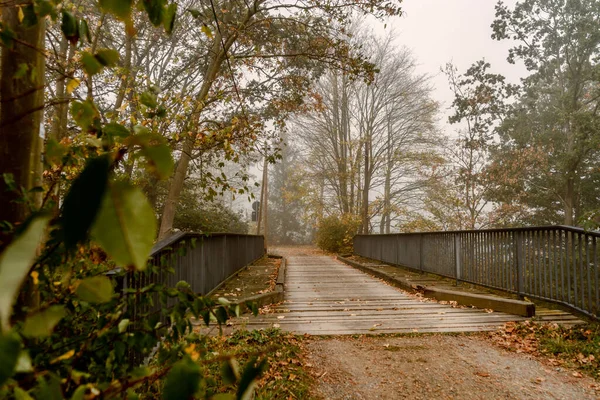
[[220, 359, 238, 385], [141, 143, 174, 179], [13, 387, 34, 400], [0, 215, 49, 332], [95, 49, 119, 67], [99, 0, 133, 20], [91, 181, 157, 270], [35, 374, 63, 400], [34, 0, 55, 19], [162, 358, 201, 400], [218, 297, 231, 306], [0, 26, 16, 49], [22, 306, 66, 338], [70, 386, 86, 400], [163, 3, 177, 34], [60, 155, 111, 250], [103, 123, 130, 141], [81, 52, 103, 76], [60, 11, 79, 45], [215, 306, 228, 324], [212, 394, 235, 400], [143, 0, 166, 26], [21, 5, 38, 28], [140, 91, 158, 108], [236, 357, 267, 400], [13, 63, 29, 80], [15, 351, 33, 373], [75, 276, 113, 303], [118, 319, 130, 333], [79, 19, 91, 43], [188, 9, 202, 19], [70, 100, 98, 131], [0, 333, 20, 386]]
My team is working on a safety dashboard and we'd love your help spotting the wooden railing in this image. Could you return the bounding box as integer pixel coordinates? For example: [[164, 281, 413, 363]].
[[125, 232, 265, 316], [354, 226, 600, 320]]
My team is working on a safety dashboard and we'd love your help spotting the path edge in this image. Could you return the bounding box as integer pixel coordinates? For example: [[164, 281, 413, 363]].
[[337, 256, 535, 317]]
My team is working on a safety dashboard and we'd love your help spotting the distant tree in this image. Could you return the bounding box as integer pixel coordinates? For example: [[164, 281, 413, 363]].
[[267, 136, 310, 244], [443, 60, 516, 229], [490, 0, 600, 226]]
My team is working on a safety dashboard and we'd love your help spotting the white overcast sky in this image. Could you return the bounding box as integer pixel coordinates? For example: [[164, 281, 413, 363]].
[[375, 0, 525, 132]]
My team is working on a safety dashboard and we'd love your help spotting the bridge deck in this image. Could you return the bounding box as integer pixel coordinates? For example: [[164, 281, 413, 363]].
[[232, 252, 580, 335]]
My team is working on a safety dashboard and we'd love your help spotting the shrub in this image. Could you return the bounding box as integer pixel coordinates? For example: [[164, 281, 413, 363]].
[[315, 214, 361, 253]]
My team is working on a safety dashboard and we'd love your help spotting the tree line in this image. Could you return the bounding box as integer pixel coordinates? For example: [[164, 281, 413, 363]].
[[266, 0, 600, 246]]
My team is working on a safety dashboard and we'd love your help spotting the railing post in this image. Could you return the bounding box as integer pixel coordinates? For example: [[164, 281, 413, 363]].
[[454, 234, 461, 285], [515, 231, 524, 298], [419, 234, 424, 273]]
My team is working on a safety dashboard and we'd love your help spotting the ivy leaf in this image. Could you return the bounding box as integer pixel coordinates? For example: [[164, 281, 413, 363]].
[[0, 215, 49, 332], [60, 10, 79, 45], [163, 3, 177, 34], [162, 358, 201, 400], [22, 306, 66, 338], [0, 333, 20, 386], [99, 0, 133, 20], [75, 276, 113, 303], [60, 155, 111, 250], [91, 181, 157, 270]]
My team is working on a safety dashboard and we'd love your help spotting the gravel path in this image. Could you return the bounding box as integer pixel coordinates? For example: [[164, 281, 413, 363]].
[[305, 335, 599, 399]]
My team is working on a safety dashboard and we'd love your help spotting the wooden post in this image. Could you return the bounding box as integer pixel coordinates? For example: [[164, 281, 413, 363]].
[[455, 235, 462, 285], [515, 231, 525, 298]]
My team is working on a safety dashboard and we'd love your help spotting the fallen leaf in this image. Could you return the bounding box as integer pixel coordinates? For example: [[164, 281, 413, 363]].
[[476, 372, 490, 377]]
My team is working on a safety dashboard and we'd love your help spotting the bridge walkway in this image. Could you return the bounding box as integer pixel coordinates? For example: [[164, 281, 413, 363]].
[[233, 250, 580, 335]]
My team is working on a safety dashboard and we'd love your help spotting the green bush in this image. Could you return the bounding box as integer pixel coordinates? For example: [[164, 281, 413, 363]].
[[315, 214, 361, 253]]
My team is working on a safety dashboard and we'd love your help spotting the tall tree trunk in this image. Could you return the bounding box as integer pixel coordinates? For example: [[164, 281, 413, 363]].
[[361, 135, 370, 234], [0, 5, 45, 249], [158, 33, 235, 239]]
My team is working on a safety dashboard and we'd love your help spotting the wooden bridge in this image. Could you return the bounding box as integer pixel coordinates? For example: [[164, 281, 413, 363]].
[[139, 225, 598, 335]]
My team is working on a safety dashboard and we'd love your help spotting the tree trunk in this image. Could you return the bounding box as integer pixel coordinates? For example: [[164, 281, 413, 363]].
[[158, 33, 235, 239], [361, 135, 370, 234], [0, 5, 45, 249], [564, 177, 575, 226]]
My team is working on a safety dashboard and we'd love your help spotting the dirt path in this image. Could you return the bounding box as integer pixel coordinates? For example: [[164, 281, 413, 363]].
[[305, 335, 599, 399]]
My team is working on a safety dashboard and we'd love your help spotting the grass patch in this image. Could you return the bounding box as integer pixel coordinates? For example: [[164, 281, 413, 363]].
[[490, 321, 600, 379], [162, 328, 313, 399]]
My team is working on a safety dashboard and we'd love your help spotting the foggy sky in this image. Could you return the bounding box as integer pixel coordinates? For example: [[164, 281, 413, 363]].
[[382, 0, 525, 132]]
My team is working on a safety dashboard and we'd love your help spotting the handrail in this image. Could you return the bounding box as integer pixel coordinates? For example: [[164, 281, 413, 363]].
[[150, 231, 265, 257], [354, 225, 599, 320], [355, 225, 600, 238]]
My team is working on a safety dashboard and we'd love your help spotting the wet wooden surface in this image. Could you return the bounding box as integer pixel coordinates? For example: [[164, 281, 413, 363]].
[[231, 253, 582, 335]]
